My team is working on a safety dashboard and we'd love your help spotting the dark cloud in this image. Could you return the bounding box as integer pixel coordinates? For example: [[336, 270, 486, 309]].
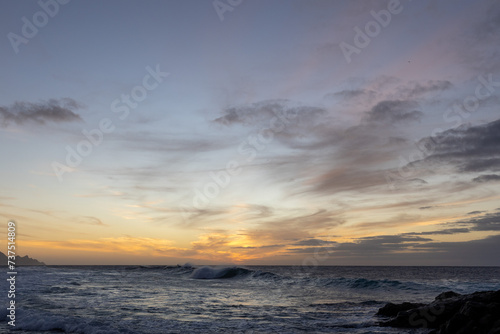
[[456, 212, 500, 232], [287, 235, 431, 255], [462, 158, 500, 173], [356, 234, 432, 244], [403, 228, 470, 236], [410, 234, 500, 266], [326, 89, 377, 101], [415, 118, 500, 173], [472, 174, 500, 183], [293, 238, 337, 246], [341, 234, 432, 252], [0, 98, 83, 126], [404, 211, 500, 237], [467, 210, 485, 215], [285, 232, 500, 266], [213, 99, 325, 127], [364, 100, 423, 124]]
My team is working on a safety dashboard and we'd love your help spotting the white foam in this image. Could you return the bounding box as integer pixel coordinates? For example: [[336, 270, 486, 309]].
[[12, 308, 123, 334]]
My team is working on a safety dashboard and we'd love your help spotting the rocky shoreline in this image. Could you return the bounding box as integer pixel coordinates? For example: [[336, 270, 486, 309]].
[[376, 290, 500, 334]]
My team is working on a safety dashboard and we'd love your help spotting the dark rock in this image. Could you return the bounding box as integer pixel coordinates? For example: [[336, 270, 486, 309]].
[[489, 321, 500, 334], [443, 313, 467, 333], [0, 251, 45, 266], [377, 290, 500, 334], [376, 302, 425, 317], [435, 291, 461, 301]]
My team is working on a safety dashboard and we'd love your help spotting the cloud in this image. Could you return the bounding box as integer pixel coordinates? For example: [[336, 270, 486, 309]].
[[403, 228, 470, 236], [284, 231, 500, 266], [79, 216, 108, 227], [311, 168, 388, 194], [364, 100, 423, 124], [25, 236, 176, 254], [292, 238, 337, 246], [456, 211, 500, 232], [325, 78, 450, 107], [213, 99, 326, 127], [326, 89, 377, 102], [187, 232, 291, 262], [397, 80, 453, 100], [461, 1, 500, 73], [461, 158, 500, 173], [240, 209, 345, 247], [472, 174, 500, 183], [414, 117, 500, 173], [238, 98, 428, 197], [0, 98, 83, 126], [355, 234, 432, 244], [414, 211, 500, 235], [287, 235, 432, 255], [411, 234, 500, 266]]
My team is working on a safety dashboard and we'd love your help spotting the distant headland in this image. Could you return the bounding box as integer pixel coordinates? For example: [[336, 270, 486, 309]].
[[0, 251, 45, 266]]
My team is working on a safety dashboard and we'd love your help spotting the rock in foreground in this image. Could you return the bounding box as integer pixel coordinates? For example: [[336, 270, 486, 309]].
[[377, 290, 500, 334]]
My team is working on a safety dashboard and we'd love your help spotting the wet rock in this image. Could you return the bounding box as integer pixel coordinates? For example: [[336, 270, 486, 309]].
[[376, 302, 425, 317], [377, 290, 500, 334]]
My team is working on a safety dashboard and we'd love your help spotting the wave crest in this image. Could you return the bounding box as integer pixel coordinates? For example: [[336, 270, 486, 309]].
[[190, 266, 253, 279]]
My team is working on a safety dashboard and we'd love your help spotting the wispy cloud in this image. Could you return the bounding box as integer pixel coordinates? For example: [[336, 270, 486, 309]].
[[0, 98, 83, 126], [213, 99, 326, 128], [325, 89, 377, 102], [79, 216, 108, 227], [472, 174, 500, 183], [364, 100, 423, 124], [403, 228, 470, 236], [396, 80, 453, 100]]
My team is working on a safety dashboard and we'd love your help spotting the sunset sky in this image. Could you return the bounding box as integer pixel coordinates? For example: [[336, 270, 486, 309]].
[[1, 0, 499, 265]]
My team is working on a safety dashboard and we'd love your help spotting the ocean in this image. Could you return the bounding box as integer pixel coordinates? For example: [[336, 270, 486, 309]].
[[1, 265, 499, 333]]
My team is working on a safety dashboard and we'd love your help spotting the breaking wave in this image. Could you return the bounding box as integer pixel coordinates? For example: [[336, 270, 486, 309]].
[[190, 266, 253, 279], [187, 266, 421, 289]]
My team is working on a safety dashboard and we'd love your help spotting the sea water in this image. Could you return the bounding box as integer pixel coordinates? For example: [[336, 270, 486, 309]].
[[1, 265, 499, 333]]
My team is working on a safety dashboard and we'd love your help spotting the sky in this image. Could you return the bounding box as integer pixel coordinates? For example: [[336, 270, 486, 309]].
[[0, 0, 499, 265]]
